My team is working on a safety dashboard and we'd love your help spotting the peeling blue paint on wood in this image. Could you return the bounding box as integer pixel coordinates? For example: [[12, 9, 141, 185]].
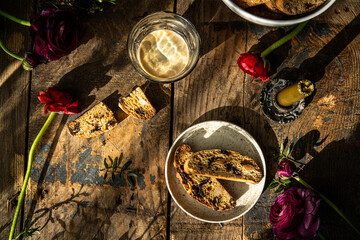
[[150, 174, 155, 184], [137, 174, 146, 190]]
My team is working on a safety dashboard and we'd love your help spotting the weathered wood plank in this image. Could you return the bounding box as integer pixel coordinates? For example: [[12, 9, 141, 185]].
[[0, 0, 31, 239], [25, 1, 173, 239], [171, 1, 250, 239], [172, 0, 360, 240], [242, 0, 360, 239]]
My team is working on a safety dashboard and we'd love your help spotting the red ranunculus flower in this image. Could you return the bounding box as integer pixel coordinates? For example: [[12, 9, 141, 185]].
[[30, 9, 78, 61], [237, 52, 270, 82], [278, 160, 297, 180], [38, 87, 78, 114], [270, 187, 321, 240]]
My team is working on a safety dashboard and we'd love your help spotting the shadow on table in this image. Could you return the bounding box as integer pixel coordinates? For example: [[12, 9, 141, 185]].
[[248, 28, 292, 76], [181, 0, 248, 56], [292, 125, 360, 239], [192, 106, 279, 188], [274, 13, 360, 103]]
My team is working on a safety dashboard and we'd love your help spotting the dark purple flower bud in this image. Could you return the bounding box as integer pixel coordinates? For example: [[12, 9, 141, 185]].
[[270, 187, 321, 240], [30, 8, 78, 61], [278, 160, 296, 180], [26, 52, 41, 67]]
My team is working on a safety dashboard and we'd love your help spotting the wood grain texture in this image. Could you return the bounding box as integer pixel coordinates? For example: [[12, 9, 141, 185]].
[[171, 1, 252, 239], [0, 0, 31, 238], [25, 1, 173, 239], [172, 0, 360, 239]]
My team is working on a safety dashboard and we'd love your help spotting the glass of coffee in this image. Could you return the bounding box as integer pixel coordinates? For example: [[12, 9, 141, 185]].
[[127, 12, 201, 83]]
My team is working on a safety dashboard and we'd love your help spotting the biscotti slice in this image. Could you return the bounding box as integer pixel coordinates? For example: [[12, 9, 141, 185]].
[[275, 0, 326, 15], [265, 0, 282, 13], [233, 0, 270, 8], [68, 102, 118, 138], [174, 144, 236, 211], [118, 87, 156, 120], [184, 149, 263, 184]]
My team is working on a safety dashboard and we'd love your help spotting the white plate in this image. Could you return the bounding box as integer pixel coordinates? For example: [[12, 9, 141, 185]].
[[165, 121, 266, 223], [222, 0, 336, 27]]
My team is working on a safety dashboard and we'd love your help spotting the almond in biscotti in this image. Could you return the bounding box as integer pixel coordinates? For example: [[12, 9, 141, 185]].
[[67, 102, 118, 138], [184, 149, 263, 184], [118, 87, 156, 120], [275, 0, 327, 15], [174, 144, 236, 211]]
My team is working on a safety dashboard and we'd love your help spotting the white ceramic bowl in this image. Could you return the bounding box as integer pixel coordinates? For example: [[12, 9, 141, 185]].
[[222, 0, 336, 27], [165, 121, 266, 223]]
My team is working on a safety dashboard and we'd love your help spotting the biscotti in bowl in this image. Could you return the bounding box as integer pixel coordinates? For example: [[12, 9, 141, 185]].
[[165, 121, 266, 223], [223, 0, 336, 26]]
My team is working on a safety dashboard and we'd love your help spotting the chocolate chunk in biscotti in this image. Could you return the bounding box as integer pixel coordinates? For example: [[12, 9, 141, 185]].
[[184, 148, 263, 184], [118, 87, 156, 120], [275, 0, 327, 15], [67, 102, 119, 138], [174, 144, 236, 211]]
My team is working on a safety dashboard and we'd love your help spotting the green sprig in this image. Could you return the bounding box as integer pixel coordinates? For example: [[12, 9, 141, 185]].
[[103, 157, 138, 187]]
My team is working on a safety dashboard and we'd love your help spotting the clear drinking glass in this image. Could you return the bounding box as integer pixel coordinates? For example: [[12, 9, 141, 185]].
[[127, 11, 201, 83]]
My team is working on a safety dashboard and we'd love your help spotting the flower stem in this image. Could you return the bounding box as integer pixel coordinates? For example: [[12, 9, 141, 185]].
[[317, 232, 327, 240], [0, 9, 31, 26], [294, 176, 360, 236], [9, 112, 56, 240], [260, 21, 309, 58], [0, 36, 24, 61]]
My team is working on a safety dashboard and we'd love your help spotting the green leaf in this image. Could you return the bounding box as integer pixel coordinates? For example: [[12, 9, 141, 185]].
[[127, 176, 135, 188], [277, 155, 283, 162], [268, 181, 279, 190], [103, 158, 108, 169], [275, 185, 285, 193], [285, 146, 291, 157], [280, 143, 284, 154], [127, 173, 139, 178], [121, 160, 132, 172], [282, 179, 291, 185], [103, 172, 107, 180], [112, 157, 118, 170], [111, 172, 115, 182]]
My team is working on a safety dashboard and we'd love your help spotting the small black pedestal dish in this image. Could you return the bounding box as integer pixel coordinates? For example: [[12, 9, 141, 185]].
[[260, 79, 305, 124]]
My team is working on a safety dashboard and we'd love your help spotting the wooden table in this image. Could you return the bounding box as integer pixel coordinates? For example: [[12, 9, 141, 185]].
[[1, 0, 360, 239]]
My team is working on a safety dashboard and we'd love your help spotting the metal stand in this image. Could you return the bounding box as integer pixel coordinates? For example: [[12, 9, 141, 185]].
[[260, 79, 305, 124]]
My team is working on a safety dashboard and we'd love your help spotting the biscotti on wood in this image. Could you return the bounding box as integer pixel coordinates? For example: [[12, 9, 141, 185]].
[[118, 87, 156, 120], [275, 0, 326, 15], [67, 102, 118, 138], [174, 144, 236, 211], [184, 148, 263, 184]]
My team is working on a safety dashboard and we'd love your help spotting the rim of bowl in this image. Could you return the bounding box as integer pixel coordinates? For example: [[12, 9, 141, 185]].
[[222, 0, 336, 27], [127, 11, 202, 84], [165, 120, 266, 223]]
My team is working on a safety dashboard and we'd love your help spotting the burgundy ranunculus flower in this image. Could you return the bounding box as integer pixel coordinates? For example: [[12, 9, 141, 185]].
[[237, 52, 270, 82], [38, 87, 78, 114], [278, 160, 297, 180], [30, 9, 78, 61], [270, 187, 321, 240]]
